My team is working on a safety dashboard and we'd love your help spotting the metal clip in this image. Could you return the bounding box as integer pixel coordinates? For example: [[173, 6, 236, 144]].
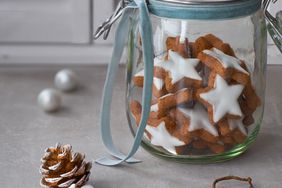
[[94, 0, 132, 40], [263, 0, 282, 52]]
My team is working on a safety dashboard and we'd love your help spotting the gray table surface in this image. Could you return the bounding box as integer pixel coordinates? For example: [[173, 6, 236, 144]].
[[0, 65, 281, 188]]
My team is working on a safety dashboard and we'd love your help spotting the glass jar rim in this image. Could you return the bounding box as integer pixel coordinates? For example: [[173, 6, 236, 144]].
[[154, 0, 242, 5], [147, 0, 261, 20]]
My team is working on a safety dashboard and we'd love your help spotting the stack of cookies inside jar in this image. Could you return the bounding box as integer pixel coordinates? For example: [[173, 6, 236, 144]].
[[129, 30, 261, 155]]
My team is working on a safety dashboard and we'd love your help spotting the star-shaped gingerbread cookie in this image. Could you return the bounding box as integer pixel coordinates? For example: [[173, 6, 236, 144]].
[[133, 69, 167, 98], [197, 74, 244, 124], [149, 88, 193, 118], [198, 48, 249, 85], [146, 121, 186, 155], [169, 103, 219, 144], [154, 50, 202, 92]]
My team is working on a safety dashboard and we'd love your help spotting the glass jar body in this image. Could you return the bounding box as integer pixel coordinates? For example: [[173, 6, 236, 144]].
[[126, 10, 267, 163]]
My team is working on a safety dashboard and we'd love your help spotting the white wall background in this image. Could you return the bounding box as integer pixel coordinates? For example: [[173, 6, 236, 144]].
[[0, 0, 116, 64], [0, 0, 281, 65]]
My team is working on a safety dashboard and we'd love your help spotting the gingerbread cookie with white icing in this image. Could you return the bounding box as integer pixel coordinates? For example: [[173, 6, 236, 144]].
[[204, 34, 236, 57], [133, 69, 167, 98], [130, 100, 142, 124], [207, 142, 225, 154], [154, 50, 202, 92], [218, 118, 247, 142], [130, 100, 167, 127], [146, 114, 192, 155], [130, 100, 191, 154], [166, 36, 191, 59], [219, 134, 235, 145], [130, 100, 192, 141], [169, 103, 220, 144], [150, 88, 194, 118], [239, 95, 257, 126], [130, 100, 154, 140], [145, 120, 190, 155], [198, 47, 250, 85], [242, 82, 261, 115], [190, 34, 235, 58], [192, 139, 209, 150], [233, 61, 261, 126], [190, 36, 213, 58], [191, 139, 225, 154], [130, 100, 172, 140], [196, 74, 244, 124]]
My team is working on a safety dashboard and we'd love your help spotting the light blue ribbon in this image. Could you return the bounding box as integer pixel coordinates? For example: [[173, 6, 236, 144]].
[[96, 0, 154, 166]]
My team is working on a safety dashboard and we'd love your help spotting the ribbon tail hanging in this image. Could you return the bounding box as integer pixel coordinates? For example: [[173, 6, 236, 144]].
[[96, 0, 154, 166]]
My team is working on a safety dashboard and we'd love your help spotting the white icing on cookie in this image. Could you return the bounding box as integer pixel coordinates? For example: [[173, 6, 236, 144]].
[[180, 21, 188, 43], [203, 48, 249, 75], [200, 74, 244, 123], [178, 104, 219, 137], [135, 70, 144, 77], [146, 122, 185, 154], [153, 78, 164, 90], [159, 93, 173, 99], [150, 103, 159, 112], [135, 70, 164, 90], [154, 50, 202, 84], [229, 119, 247, 135], [158, 88, 188, 100]]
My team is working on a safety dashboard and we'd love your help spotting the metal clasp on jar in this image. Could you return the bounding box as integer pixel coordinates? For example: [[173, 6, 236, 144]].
[[94, 0, 132, 40], [263, 0, 282, 52]]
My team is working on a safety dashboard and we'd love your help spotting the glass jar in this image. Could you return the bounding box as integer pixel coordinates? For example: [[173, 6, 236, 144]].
[[94, 0, 282, 165], [126, 0, 266, 163]]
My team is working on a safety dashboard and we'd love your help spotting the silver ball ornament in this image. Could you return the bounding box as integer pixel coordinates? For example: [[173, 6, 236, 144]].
[[54, 69, 79, 92], [37, 88, 62, 112]]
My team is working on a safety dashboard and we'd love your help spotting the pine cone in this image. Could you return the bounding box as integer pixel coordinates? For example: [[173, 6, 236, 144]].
[[39, 143, 92, 188]]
